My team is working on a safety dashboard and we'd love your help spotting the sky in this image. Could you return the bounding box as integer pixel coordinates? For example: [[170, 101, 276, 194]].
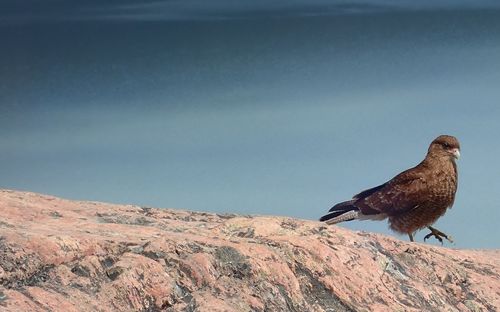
[[1, 1, 499, 249]]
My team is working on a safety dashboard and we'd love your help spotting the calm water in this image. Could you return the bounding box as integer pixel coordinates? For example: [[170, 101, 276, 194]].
[[1, 8, 499, 248]]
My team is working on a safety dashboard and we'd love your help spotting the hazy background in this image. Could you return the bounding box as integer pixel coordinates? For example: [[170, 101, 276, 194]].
[[1, 1, 499, 248]]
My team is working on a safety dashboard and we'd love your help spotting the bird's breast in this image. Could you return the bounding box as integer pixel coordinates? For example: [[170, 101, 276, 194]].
[[428, 166, 458, 207]]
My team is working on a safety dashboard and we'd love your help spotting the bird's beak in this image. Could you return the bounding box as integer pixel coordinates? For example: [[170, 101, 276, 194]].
[[452, 148, 460, 159]]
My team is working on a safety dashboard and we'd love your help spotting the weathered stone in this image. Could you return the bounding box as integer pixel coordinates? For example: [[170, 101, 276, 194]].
[[0, 189, 498, 311]]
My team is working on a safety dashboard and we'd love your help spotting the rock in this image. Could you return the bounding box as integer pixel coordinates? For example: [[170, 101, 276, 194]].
[[0, 189, 498, 311]]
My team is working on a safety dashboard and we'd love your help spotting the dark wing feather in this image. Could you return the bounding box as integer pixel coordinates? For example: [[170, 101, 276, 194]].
[[328, 199, 356, 212], [353, 166, 428, 216], [353, 183, 387, 200]]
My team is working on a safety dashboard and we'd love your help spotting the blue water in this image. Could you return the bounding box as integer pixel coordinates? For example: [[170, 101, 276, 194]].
[[1, 7, 499, 248]]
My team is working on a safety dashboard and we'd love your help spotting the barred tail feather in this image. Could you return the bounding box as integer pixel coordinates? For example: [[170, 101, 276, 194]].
[[320, 199, 360, 224], [320, 209, 359, 224]]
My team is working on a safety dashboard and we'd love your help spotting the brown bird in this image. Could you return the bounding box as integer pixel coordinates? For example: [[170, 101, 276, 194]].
[[320, 135, 460, 243]]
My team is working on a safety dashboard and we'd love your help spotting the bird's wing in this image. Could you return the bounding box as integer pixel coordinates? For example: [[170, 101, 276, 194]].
[[354, 167, 428, 216], [353, 183, 388, 200]]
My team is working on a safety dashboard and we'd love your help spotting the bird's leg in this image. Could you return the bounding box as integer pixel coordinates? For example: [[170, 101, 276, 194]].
[[408, 233, 414, 242], [424, 226, 453, 244]]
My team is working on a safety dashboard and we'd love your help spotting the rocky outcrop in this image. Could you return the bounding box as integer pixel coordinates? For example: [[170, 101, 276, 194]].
[[0, 189, 498, 311]]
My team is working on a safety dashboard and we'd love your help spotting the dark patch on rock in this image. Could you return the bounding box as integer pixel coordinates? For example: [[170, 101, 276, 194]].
[[0, 289, 7, 306], [294, 263, 354, 312], [95, 212, 113, 218], [106, 267, 124, 281], [214, 246, 252, 279], [171, 242, 205, 257], [186, 242, 204, 254], [460, 259, 499, 277], [139, 295, 159, 312], [181, 216, 197, 222], [216, 213, 239, 219], [169, 283, 193, 307], [277, 284, 299, 312], [142, 250, 167, 260], [399, 283, 440, 311], [96, 212, 154, 226], [70, 282, 91, 293], [0, 221, 14, 228], [133, 216, 154, 226], [280, 219, 299, 230], [184, 298, 197, 312], [140, 207, 155, 217], [5, 264, 55, 289], [309, 226, 332, 238], [163, 283, 197, 312], [129, 241, 151, 254], [49, 211, 62, 218], [26, 265, 54, 287], [370, 240, 408, 277], [173, 283, 190, 300], [0, 239, 55, 290], [71, 264, 91, 277], [236, 227, 255, 238], [0, 238, 17, 273], [101, 256, 116, 268]]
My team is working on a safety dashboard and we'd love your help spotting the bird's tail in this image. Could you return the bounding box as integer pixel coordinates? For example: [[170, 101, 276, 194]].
[[319, 200, 359, 225]]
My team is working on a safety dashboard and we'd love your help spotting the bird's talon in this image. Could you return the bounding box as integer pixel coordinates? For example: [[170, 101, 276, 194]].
[[423, 233, 442, 244], [424, 227, 452, 244]]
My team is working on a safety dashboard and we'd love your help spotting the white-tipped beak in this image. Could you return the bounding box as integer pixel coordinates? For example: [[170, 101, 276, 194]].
[[452, 148, 460, 159]]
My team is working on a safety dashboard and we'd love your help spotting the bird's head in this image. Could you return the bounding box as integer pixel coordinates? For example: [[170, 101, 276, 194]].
[[428, 135, 461, 160]]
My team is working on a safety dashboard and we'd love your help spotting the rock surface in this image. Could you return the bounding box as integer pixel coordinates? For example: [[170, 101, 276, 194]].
[[0, 189, 498, 312]]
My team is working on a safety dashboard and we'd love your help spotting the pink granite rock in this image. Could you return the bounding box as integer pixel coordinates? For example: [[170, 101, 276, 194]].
[[0, 189, 498, 311]]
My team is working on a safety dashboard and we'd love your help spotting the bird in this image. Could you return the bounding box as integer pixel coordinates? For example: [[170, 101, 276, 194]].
[[320, 135, 460, 243]]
